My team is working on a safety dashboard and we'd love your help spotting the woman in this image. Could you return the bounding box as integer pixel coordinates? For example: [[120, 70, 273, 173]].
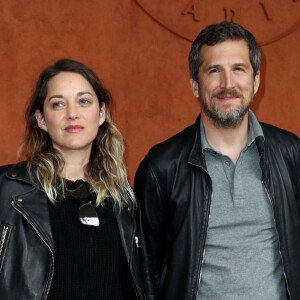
[[0, 59, 144, 299]]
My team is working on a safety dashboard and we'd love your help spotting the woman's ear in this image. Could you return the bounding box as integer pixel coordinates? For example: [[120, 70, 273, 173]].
[[99, 103, 106, 126], [35, 110, 48, 132]]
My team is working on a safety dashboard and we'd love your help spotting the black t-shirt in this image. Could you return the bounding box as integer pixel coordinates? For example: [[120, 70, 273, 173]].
[[47, 180, 135, 299]]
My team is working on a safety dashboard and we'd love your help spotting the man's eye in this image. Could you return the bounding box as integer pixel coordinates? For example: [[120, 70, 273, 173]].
[[234, 67, 244, 72], [209, 69, 218, 74]]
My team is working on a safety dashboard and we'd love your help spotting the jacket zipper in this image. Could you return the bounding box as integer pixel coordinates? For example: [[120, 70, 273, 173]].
[[0, 226, 9, 258], [195, 193, 212, 298], [262, 182, 291, 300], [188, 162, 213, 299], [119, 200, 142, 300], [133, 284, 139, 300], [135, 236, 139, 248], [131, 235, 142, 299], [134, 235, 140, 299], [12, 201, 54, 299], [129, 181, 144, 299], [191, 179, 290, 299]]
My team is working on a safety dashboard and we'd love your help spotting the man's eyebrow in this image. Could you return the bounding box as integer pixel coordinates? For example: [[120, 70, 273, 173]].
[[206, 63, 250, 71], [207, 64, 220, 70], [233, 63, 249, 68]]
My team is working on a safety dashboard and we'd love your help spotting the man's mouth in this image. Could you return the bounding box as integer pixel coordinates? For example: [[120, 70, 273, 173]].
[[214, 90, 241, 101]]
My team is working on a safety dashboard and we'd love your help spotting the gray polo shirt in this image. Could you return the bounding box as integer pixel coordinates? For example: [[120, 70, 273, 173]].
[[197, 110, 286, 300]]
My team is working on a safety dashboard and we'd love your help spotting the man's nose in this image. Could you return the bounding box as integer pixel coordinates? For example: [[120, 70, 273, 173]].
[[220, 71, 234, 90]]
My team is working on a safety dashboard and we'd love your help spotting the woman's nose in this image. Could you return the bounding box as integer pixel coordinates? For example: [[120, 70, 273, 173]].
[[66, 103, 79, 119]]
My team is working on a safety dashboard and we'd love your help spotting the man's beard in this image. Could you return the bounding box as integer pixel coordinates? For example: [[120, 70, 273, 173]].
[[200, 89, 253, 128]]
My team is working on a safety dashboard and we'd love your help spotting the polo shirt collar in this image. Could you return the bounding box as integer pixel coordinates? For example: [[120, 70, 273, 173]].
[[200, 109, 265, 153]]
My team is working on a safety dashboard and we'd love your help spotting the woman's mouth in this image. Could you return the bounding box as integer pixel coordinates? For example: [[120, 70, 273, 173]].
[[64, 125, 84, 133]]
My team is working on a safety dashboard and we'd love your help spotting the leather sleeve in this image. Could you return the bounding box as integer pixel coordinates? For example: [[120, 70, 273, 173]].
[[297, 173, 300, 214], [296, 142, 300, 214], [134, 157, 166, 300]]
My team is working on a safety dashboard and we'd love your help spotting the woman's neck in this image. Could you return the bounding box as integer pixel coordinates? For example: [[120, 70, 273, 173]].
[[59, 149, 91, 181]]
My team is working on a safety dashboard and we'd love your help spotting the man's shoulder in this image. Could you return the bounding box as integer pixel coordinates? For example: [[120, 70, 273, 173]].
[[260, 123, 300, 164], [135, 120, 199, 189], [261, 123, 299, 145], [145, 121, 197, 165]]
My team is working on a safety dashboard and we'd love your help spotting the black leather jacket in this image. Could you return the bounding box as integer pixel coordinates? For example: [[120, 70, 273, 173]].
[[135, 115, 300, 300], [0, 162, 145, 299]]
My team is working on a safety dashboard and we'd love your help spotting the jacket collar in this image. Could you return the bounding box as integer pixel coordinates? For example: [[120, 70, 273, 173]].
[[6, 162, 137, 253], [188, 115, 207, 169], [7, 162, 53, 249], [187, 114, 266, 170], [6, 161, 33, 184]]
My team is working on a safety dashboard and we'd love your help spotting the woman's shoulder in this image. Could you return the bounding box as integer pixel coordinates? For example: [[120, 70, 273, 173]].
[[0, 164, 15, 178], [0, 161, 29, 182]]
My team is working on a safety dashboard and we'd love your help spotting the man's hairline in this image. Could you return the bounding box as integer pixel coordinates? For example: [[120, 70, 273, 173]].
[[193, 38, 259, 83]]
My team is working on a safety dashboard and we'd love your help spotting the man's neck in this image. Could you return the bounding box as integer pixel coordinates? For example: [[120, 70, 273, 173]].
[[202, 112, 249, 165]]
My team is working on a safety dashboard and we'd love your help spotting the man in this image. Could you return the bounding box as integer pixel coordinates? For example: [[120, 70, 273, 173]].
[[135, 21, 300, 300]]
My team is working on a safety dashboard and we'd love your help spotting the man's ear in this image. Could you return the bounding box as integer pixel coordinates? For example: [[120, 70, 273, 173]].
[[35, 110, 48, 132], [99, 103, 106, 126], [190, 78, 200, 98], [253, 71, 260, 95]]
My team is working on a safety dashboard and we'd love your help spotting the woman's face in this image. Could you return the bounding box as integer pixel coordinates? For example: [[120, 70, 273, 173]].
[[35, 71, 105, 155]]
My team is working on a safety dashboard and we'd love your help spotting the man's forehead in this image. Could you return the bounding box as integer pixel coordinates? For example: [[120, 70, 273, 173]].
[[200, 40, 251, 66]]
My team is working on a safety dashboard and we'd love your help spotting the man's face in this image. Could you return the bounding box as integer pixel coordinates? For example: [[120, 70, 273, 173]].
[[191, 40, 260, 128]]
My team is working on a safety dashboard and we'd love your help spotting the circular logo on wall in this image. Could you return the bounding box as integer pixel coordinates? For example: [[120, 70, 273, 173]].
[[134, 0, 300, 46]]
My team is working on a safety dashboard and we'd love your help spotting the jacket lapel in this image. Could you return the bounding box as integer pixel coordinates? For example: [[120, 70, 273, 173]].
[[7, 162, 53, 250]]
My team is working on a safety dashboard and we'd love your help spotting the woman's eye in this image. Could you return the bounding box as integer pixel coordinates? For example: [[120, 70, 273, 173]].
[[52, 102, 64, 108], [80, 99, 90, 105]]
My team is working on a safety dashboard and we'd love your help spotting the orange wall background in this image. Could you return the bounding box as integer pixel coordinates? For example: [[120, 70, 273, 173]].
[[0, 0, 299, 183]]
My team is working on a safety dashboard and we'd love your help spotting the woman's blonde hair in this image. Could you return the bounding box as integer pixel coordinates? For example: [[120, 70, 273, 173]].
[[19, 59, 134, 208]]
